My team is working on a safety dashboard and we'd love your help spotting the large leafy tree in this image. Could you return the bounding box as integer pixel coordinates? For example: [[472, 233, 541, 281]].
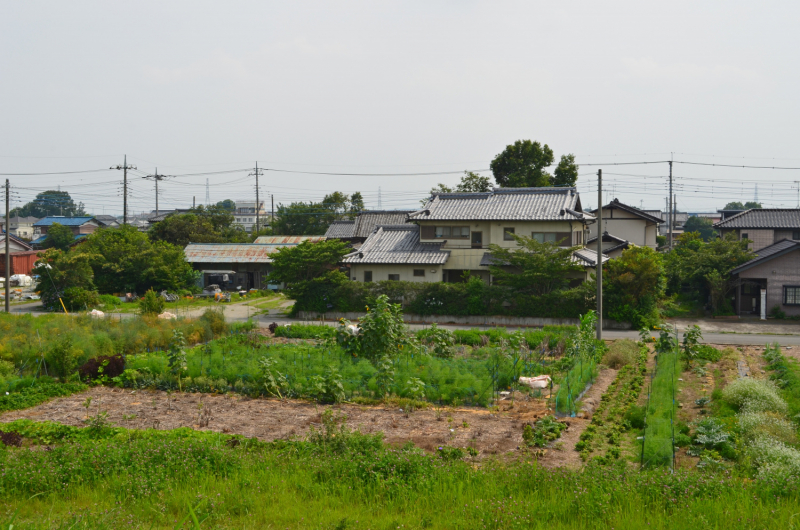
[[77, 224, 198, 294], [487, 234, 584, 296], [42, 223, 75, 251], [268, 239, 350, 285], [723, 201, 762, 210], [429, 171, 494, 196], [603, 246, 665, 328], [215, 199, 236, 211], [490, 140, 579, 188], [148, 205, 249, 246], [11, 190, 86, 218], [664, 232, 753, 314], [32, 248, 96, 311], [683, 216, 716, 241]]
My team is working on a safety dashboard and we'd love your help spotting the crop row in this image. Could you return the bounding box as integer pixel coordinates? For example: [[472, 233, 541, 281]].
[[575, 344, 648, 462]]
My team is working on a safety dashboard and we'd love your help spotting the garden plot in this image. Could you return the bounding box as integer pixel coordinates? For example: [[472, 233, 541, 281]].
[[1, 386, 572, 460]]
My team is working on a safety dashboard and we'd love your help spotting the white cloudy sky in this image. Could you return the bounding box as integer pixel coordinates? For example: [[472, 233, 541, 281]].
[[2, 1, 799, 215]]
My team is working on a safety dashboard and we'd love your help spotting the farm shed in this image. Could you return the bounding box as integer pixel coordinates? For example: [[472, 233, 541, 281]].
[[0, 250, 41, 277]]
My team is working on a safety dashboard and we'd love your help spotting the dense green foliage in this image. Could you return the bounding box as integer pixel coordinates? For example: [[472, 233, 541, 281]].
[[32, 249, 96, 311], [428, 171, 494, 196], [663, 232, 753, 314], [10, 189, 85, 218], [683, 216, 716, 241], [76, 224, 198, 294], [723, 201, 762, 210], [138, 289, 165, 316], [642, 332, 680, 468], [41, 223, 75, 251], [1, 416, 799, 528], [0, 381, 88, 413], [604, 246, 665, 328], [148, 205, 251, 246], [273, 323, 336, 339], [490, 139, 579, 188], [271, 191, 364, 235]]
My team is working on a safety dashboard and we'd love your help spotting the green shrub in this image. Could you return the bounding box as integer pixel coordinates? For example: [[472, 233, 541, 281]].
[[45, 335, 82, 378], [274, 324, 335, 339], [522, 416, 567, 447], [200, 309, 226, 336], [98, 294, 122, 308], [603, 339, 639, 368], [0, 382, 88, 413], [337, 295, 408, 361], [624, 405, 646, 430], [738, 411, 797, 445], [417, 324, 455, 358], [62, 287, 99, 311], [139, 289, 165, 316], [722, 378, 788, 415]]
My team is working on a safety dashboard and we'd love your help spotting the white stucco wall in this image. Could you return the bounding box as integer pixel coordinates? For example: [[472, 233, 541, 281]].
[[349, 263, 443, 283]]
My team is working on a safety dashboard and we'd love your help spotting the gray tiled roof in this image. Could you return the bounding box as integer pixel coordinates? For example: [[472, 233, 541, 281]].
[[589, 199, 664, 224], [572, 247, 610, 267], [586, 232, 628, 245], [713, 209, 800, 229], [94, 215, 119, 226], [342, 225, 449, 265], [324, 220, 355, 239], [731, 239, 800, 274], [410, 187, 591, 221], [352, 210, 414, 238]]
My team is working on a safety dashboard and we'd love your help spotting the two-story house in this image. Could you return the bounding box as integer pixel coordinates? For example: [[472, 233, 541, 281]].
[[324, 210, 415, 248], [0, 216, 40, 240], [343, 187, 603, 283], [31, 216, 99, 247], [713, 209, 800, 251], [588, 199, 661, 251]]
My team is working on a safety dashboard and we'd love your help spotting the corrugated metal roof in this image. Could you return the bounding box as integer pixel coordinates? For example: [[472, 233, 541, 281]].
[[33, 216, 95, 227], [410, 187, 588, 221], [31, 234, 87, 245], [731, 239, 800, 274], [252, 236, 326, 244], [184, 243, 285, 264], [324, 221, 355, 239], [353, 211, 415, 238], [714, 209, 800, 229], [343, 225, 449, 265]]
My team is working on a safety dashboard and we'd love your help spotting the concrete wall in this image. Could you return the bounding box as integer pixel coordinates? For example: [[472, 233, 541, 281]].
[[774, 229, 800, 242], [297, 311, 632, 329], [349, 263, 443, 283], [738, 248, 800, 316]]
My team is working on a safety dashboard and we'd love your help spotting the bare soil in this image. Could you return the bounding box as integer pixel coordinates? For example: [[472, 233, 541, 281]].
[[0, 368, 620, 468]]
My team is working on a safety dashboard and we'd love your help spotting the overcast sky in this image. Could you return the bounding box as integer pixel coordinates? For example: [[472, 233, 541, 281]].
[[2, 1, 800, 216]]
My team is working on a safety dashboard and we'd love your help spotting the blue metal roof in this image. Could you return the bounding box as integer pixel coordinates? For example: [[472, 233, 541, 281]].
[[33, 216, 95, 227], [31, 234, 88, 245]]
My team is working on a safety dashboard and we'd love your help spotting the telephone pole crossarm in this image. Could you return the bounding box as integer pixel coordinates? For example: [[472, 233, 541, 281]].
[[110, 155, 136, 224]]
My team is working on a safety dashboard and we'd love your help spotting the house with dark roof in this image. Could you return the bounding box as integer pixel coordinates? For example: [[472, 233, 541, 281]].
[[31, 216, 99, 247], [324, 210, 415, 247], [94, 215, 120, 228], [586, 232, 632, 259], [346, 188, 599, 284], [730, 239, 800, 317], [0, 216, 40, 240], [588, 199, 661, 249], [713, 209, 800, 251]]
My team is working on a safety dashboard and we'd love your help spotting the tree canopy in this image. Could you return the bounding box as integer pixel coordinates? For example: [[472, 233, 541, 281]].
[[32, 249, 96, 311], [271, 191, 364, 235], [429, 171, 494, 196], [148, 205, 250, 246], [487, 234, 584, 296], [215, 199, 236, 211], [683, 216, 716, 241], [603, 246, 665, 328], [11, 190, 86, 218], [490, 140, 579, 188], [42, 223, 75, 251], [723, 201, 762, 210], [77, 224, 198, 294], [268, 239, 351, 285]]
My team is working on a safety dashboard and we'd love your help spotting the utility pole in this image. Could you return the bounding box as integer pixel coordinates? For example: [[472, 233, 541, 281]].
[[111, 155, 136, 224], [668, 159, 674, 249], [143, 168, 169, 217], [249, 163, 265, 233], [5, 180, 10, 313], [794, 181, 800, 208], [271, 194, 274, 229], [596, 169, 603, 340]]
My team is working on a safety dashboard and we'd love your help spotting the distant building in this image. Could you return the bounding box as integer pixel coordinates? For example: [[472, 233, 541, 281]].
[[731, 239, 800, 317], [588, 199, 661, 249], [0, 231, 39, 277], [233, 201, 267, 233], [0, 216, 40, 240], [30, 216, 99, 247], [324, 210, 415, 248], [714, 209, 800, 251], [94, 215, 120, 228]]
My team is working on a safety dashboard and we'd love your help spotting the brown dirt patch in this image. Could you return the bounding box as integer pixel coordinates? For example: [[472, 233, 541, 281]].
[[0, 387, 558, 460]]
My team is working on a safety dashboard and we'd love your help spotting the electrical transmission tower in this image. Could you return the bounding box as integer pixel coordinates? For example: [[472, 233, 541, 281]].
[[110, 154, 136, 224], [143, 168, 170, 217], [205, 179, 211, 206]]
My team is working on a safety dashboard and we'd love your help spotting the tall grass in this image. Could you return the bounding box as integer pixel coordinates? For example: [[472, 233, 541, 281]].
[[642, 348, 679, 468], [0, 420, 798, 529]]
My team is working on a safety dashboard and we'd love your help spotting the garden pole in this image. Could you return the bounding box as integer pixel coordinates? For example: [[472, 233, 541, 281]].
[[4, 179, 9, 314], [596, 169, 603, 340]]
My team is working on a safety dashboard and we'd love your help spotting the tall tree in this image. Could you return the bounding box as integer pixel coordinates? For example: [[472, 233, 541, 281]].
[[683, 216, 716, 241], [487, 234, 583, 296], [215, 199, 236, 211], [428, 171, 494, 196], [78, 224, 198, 294], [32, 249, 96, 311], [148, 205, 249, 246], [603, 246, 665, 328], [11, 190, 86, 218], [42, 223, 75, 251], [349, 192, 365, 214], [553, 154, 579, 187], [490, 140, 554, 187], [271, 201, 329, 235], [723, 201, 762, 210]]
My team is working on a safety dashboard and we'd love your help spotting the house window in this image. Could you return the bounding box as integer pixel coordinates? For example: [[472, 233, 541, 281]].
[[503, 227, 515, 240], [388, 274, 400, 281], [435, 226, 450, 238], [741, 233, 749, 240], [413, 269, 425, 277], [364, 271, 373, 283], [784, 286, 800, 305], [531, 232, 556, 243], [793, 231, 800, 240]]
